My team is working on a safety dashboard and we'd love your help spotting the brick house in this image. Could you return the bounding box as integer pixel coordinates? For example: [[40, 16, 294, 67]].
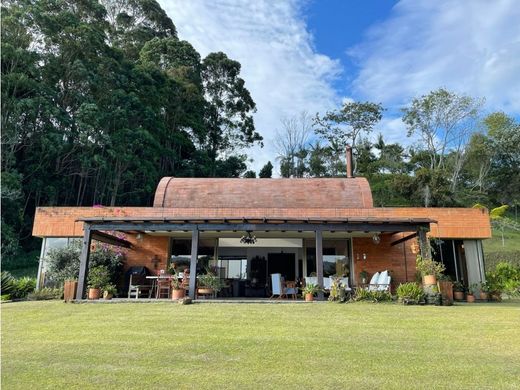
[[32, 151, 491, 299]]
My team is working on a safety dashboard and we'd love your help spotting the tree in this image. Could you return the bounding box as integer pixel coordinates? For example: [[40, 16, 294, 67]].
[[259, 161, 273, 178], [275, 111, 312, 177], [201, 52, 262, 176], [474, 204, 520, 247], [402, 88, 483, 194], [243, 170, 256, 178], [314, 101, 383, 173]]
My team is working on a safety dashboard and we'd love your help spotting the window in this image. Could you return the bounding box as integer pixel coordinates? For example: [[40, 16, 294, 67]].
[[217, 256, 247, 279]]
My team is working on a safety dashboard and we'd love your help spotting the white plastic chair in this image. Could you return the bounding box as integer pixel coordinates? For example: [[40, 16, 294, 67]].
[[270, 273, 283, 299]]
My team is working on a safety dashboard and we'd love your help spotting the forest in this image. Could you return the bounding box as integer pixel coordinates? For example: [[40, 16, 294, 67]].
[[2, 0, 519, 271]]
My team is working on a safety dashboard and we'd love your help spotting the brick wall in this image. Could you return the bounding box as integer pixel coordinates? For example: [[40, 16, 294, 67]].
[[33, 206, 491, 239], [352, 234, 417, 289]]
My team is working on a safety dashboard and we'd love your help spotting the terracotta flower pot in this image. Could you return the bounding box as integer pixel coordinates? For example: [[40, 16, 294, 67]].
[[171, 289, 185, 300], [88, 288, 100, 300], [454, 291, 464, 301], [422, 275, 437, 286], [305, 293, 314, 302], [466, 294, 475, 303], [479, 292, 489, 301], [490, 292, 502, 302]]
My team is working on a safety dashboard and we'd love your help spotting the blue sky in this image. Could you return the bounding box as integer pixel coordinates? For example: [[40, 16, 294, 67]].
[[305, 0, 398, 98], [159, 0, 520, 173]]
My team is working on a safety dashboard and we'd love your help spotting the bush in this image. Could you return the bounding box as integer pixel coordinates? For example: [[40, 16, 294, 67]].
[[486, 262, 520, 298], [354, 289, 392, 303], [1, 271, 16, 297], [46, 243, 124, 287], [416, 256, 445, 277], [27, 287, 62, 301], [11, 277, 36, 299], [0, 272, 36, 299], [87, 266, 111, 289], [396, 282, 424, 304]]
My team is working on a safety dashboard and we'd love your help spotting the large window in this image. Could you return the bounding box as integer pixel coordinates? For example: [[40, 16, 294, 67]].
[[217, 256, 248, 279], [305, 239, 352, 278]]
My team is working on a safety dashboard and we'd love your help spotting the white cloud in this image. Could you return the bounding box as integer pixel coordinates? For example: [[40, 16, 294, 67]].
[[349, 0, 520, 114], [158, 0, 342, 174]]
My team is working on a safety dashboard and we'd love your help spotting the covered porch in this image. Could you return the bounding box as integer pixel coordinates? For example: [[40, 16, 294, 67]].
[[75, 216, 434, 301]]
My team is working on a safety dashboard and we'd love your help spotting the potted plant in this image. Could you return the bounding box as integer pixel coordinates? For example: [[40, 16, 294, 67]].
[[87, 266, 110, 300], [453, 281, 465, 301], [171, 273, 185, 300], [197, 272, 223, 298], [103, 284, 117, 300], [479, 281, 489, 301], [466, 284, 477, 303], [416, 255, 445, 286], [359, 270, 368, 284], [302, 283, 321, 302]]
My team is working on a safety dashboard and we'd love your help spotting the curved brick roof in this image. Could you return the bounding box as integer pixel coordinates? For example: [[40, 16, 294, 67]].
[[153, 177, 373, 209]]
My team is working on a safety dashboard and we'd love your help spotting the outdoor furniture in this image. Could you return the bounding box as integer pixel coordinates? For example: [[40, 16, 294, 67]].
[[284, 281, 298, 299], [368, 270, 391, 292], [128, 274, 153, 299], [155, 276, 172, 298], [270, 273, 284, 299]]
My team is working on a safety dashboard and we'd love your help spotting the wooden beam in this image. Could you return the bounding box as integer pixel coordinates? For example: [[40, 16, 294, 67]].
[[188, 229, 199, 299], [76, 225, 92, 301], [390, 232, 417, 247], [88, 222, 432, 234], [91, 231, 132, 248], [417, 228, 431, 260], [315, 230, 324, 301]]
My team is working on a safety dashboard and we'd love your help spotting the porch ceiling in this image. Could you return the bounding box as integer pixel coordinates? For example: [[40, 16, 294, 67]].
[[77, 216, 434, 234]]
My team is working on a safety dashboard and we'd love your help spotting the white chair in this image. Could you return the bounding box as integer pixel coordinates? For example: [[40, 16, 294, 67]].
[[323, 277, 332, 290], [368, 272, 380, 291], [369, 270, 391, 292], [339, 277, 352, 292], [270, 273, 283, 299]]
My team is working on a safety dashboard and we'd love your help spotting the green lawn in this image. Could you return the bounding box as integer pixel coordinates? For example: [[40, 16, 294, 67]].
[[2, 301, 520, 389]]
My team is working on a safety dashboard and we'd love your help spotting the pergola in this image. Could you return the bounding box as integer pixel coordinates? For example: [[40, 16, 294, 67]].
[[75, 216, 435, 301]]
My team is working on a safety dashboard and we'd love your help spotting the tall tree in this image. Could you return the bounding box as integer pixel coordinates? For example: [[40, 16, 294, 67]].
[[201, 52, 262, 176], [314, 101, 383, 173], [259, 161, 273, 178]]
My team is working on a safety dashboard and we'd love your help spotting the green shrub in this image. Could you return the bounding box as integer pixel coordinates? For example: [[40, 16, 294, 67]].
[[396, 282, 424, 304], [11, 277, 36, 299], [27, 287, 63, 300], [1, 271, 16, 297], [486, 262, 520, 298], [355, 288, 392, 303], [87, 266, 111, 289], [46, 243, 124, 287], [416, 255, 445, 277]]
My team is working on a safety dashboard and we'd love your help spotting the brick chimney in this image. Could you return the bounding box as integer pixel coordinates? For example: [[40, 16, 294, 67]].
[[346, 145, 353, 178]]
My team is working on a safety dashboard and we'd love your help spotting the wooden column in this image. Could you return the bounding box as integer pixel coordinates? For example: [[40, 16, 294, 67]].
[[76, 225, 92, 301], [188, 229, 199, 299], [315, 230, 324, 300], [417, 228, 431, 260]]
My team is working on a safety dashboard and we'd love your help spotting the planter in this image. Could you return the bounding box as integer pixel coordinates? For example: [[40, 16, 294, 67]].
[[479, 292, 489, 301], [466, 294, 475, 303], [88, 288, 100, 300], [103, 291, 113, 300], [63, 280, 77, 302], [171, 289, 185, 300], [197, 288, 214, 298], [305, 293, 314, 302], [454, 291, 464, 301], [490, 292, 502, 302], [438, 281, 453, 306], [422, 275, 437, 286]]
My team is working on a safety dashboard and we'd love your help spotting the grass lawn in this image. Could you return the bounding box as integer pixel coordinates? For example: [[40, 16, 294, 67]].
[[2, 301, 520, 390]]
